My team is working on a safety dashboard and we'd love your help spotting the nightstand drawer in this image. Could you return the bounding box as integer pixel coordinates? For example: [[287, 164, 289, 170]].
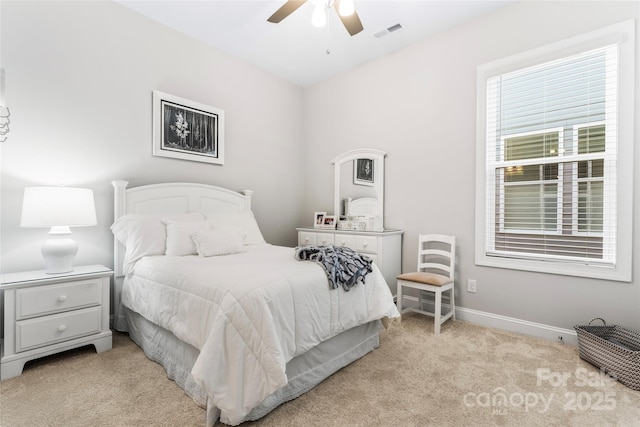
[[15, 307, 101, 352], [16, 279, 102, 320]]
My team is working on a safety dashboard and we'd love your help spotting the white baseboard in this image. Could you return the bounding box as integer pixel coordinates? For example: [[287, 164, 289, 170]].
[[455, 306, 578, 347], [401, 295, 577, 346]]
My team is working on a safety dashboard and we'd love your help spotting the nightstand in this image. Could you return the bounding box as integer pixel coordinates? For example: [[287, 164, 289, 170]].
[[1, 265, 113, 380]]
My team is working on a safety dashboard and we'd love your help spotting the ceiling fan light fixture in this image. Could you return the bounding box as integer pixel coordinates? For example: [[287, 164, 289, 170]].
[[338, 0, 355, 17], [311, 4, 327, 28], [268, 0, 362, 36]]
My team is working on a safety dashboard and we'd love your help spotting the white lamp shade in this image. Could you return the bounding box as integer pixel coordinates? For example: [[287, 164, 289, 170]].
[[21, 187, 97, 228]]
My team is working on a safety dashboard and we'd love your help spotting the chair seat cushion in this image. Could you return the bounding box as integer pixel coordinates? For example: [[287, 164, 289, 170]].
[[397, 271, 452, 286]]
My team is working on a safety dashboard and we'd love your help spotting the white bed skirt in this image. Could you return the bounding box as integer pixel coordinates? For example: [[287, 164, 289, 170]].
[[124, 307, 382, 425]]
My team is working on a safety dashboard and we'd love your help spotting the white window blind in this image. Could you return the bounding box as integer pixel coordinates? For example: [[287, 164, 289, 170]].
[[476, 20, 634, 281], [486, 45, 616, 264]]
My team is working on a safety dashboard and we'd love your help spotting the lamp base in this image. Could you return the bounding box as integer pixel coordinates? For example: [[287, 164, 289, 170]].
[[42, 237, 78, 274]]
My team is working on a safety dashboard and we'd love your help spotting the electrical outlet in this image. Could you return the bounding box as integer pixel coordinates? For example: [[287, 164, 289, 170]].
[[467, 279, 477, 293]]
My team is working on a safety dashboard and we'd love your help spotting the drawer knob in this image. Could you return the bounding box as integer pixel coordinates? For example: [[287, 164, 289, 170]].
[[58, 295, 67, 302], [304, 237, 310, 243], [340, 241, 347, 246], [57, 325, 67, 332], [362, 243, 368, 248]]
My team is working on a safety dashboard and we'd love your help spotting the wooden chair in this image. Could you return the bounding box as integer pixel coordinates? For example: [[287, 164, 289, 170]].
[[396, 234, 456, 334]]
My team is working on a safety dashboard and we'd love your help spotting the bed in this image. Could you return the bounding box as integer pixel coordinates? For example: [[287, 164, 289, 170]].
[[110, 180, 399, 426]]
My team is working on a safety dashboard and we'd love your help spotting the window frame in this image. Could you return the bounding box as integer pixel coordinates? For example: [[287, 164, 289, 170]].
[[497, 126, 565, 236], [475, 20, 635, 282], [571, 121, 608, 237]]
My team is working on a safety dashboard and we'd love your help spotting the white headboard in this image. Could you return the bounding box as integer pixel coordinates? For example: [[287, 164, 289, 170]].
[[110, 180, 253, 330], [112, 180, 252, 274], [113, 180, 252, 218]]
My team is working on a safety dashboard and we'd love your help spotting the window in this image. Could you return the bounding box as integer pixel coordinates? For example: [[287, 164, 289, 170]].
[[476, 21, 634, 281]]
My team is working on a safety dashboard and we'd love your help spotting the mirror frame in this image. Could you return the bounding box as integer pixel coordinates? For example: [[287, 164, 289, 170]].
[[331, 148, 386, 230]]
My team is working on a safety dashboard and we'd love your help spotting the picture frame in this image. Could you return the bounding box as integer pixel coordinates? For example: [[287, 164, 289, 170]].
[[152, 90, 225, 165], [353, 158, 374, 186], [314, 211, 326, 228], [322, 215, 337, 229]]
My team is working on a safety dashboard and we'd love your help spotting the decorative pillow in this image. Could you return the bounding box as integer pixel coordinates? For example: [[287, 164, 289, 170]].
[[397, 272, 452, 286], [202, 211, 266, 245], [111, 212, 205, 274], [164, 220, 212, 256], [191, 229, 245, 257]]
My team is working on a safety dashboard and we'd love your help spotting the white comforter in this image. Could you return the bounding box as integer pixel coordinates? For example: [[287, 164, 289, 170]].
[[122, 244, 399, 425]]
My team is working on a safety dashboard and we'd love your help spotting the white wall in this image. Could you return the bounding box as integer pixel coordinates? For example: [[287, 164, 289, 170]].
[[0, 1, 304, 274], [302, 1, 640, 331]]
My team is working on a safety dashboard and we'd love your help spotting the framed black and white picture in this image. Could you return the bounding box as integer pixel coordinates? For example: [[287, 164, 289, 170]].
[[353, 158, 374, 186], [152, 90, 225, 165]]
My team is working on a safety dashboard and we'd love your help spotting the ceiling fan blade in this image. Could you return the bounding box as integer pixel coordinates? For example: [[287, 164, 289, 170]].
[[333, 1, 363, 36], [267, 0, 307, 23]]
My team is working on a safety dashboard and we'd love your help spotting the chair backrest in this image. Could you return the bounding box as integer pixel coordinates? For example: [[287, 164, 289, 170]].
[[417, 234, 456, 282]]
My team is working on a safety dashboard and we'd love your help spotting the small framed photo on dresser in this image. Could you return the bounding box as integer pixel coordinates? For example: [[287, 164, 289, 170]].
[[322, 215, 337, 229], [314, 212, 326, 228]]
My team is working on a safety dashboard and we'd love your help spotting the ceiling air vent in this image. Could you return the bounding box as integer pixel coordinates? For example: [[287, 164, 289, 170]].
[[374, 23, 403, 39]]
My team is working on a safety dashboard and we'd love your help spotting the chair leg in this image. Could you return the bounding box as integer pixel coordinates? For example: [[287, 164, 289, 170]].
[[397, 281, 403, 316], [450, 287, 456, 321], [434, 288, 442, 334]]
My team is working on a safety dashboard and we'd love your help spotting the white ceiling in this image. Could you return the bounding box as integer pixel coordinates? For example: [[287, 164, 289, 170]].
[[117, 0, 512, 87]]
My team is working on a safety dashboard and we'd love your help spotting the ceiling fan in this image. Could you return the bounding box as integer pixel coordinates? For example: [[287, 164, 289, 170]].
[[267, 0, 364, 36]]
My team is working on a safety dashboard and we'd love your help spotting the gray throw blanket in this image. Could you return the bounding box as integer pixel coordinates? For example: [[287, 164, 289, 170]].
[[294, 245, 373, 291]]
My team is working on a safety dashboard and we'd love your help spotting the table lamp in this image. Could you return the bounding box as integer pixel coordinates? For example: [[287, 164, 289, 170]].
[[20, 186, 97, 274]]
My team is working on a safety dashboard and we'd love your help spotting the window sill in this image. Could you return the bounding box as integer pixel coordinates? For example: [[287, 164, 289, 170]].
[[475, 251, 631, 282]]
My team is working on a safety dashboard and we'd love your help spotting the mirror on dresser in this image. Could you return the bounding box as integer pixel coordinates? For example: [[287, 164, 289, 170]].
[[331, 148, 386, 231]]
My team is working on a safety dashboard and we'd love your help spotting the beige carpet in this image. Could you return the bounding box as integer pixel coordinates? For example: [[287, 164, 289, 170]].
[[1, 314, 639, 427]]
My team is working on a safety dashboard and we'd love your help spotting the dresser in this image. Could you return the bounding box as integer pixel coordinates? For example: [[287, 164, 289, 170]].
[[297, 228, 403, 296], [1, 265, 113, 380]]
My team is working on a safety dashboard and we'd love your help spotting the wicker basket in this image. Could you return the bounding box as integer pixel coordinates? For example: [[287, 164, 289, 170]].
[[574, 318, 640, 391]]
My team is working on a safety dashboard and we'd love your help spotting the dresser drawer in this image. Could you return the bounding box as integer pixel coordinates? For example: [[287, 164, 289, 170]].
[[15, 306, 102, 352], [315, 233, 334, 246], [354, 235, 378, 254], [16, 279, 102, 320], [299, 232, 334, 246], [334, 234, 356, 249], [298, 231, 316, 246]]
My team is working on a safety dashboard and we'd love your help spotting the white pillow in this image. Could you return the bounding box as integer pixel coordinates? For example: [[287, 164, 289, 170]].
[[192, 229, 245, 257], [164, 220, 212, 256], [202, 211, 266, 245], [111, 212, 205, 274]]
